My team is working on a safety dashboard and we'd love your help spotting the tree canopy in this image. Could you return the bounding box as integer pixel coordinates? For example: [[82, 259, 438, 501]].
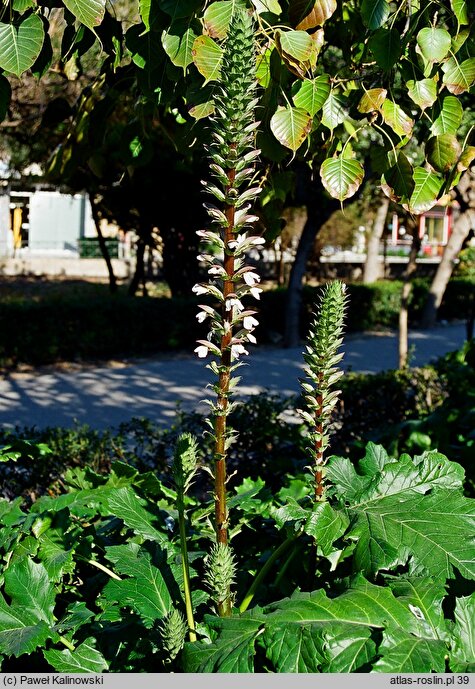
[[0, 0, 473, 229]]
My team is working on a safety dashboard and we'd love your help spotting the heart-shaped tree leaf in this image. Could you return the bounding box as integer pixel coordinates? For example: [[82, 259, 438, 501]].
[[276, 29, 314, 61], [63, 0, 106, 29], [162, 23, 197, 71], [0, 14, 44, 77], [368, 28, 401, 71], [407, 79, 437, 110], [192, 35, 223, 83], [381, 99, 413, 137], [442, 57, 475, 95], [361, 0, 390, 30], [321, 92, 347, 129], [203, 0, 246, 39], [251, 0, 282, 13], [430, 96, 463, 135], [426, 134, 461, 173], [293, 74, 330, 115], [381, 152, 414, 203], [357, 87, 387, 113], [289, 0, 337, 30], [320, 156, 364, 201], [408, 168, 444, 213], [270, 106, 312, 151], [417, 27, 451, 62]]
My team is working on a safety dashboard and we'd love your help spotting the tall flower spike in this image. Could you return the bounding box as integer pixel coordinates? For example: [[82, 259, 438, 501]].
[[192, 7, 263, 618], [298, 281, 348, 501], [204, 543, 237, 610]]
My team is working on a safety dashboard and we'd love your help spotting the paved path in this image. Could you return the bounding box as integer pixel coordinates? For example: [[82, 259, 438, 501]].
[[0, 323, 468, 431]]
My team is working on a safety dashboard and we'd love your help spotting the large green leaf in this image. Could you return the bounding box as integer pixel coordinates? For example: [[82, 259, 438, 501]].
[[368, 28, 401, 71], [442, 57, 475, 94], [320, 156, 364, 201], [357, 87, 387, 113], [4, 558, 55, 624], [416, 27, 451, 62], [277, 29, 313, 62], [289, 0, 337, 30], [101, 542, 173, 626], [324, 623, 376, 672], [162, 23, 197, 71], [251, 0, 282, 13], [361, 0, 390, 29], [293, 74, 330, 115], [426, 134, 461, 173], [262, 622, 326, 671], [450, 593, 475, 672], [203, 0, 246, 39], [381, 99, 413, 137], [0, 559, 57, 657], [407, 79, 437, 110], [192, 35, 223, 83], [270, 106, 312, 151], [106, 486, 170, 546], [372, 629, 447, 672], [451, 0, 469, 25], [182, 616, 262, 672], [408, 167, 444, 213], [381, 152, 414, 204], [0, 14, 44, 77], [389, 578, 448, 641], [321, 92, 347, 130], [159, 0, 202, 18], [328, 450, 474, 579], [430, 96, 463, 135], [44, 641, 108, 673], [63, 0, 106, 29]]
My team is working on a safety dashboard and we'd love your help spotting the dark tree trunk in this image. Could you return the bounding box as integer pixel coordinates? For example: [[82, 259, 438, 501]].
[[421, 170, 475, 328], [399, 218, 421, 368], [284, 168, 339, 348], [363, 195, 390, 283], [88, 193, 117, 294], [128, 239, 146, 296]]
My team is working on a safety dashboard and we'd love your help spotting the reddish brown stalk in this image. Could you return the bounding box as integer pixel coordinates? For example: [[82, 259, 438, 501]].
[[214, 164, 236, 547], [314, 374, 325, 500], [213, 165, 236, 618]]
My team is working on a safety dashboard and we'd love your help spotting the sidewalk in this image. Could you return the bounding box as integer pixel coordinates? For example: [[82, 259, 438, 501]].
[[0, 323, 468, 431]]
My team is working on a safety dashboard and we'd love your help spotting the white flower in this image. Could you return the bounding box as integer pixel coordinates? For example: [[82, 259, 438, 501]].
[[192, 284, 209, 296], [208, 265, 226, 276], [225, 297, 244, 312], [194, 345, 209, 358], [231, 344, 248, 359], [196, 311, 208, 323], [243, 271, 261, 286], [243, 315, 259, 330], [246, 332, 257, 344], [249, 287, 262, 300]]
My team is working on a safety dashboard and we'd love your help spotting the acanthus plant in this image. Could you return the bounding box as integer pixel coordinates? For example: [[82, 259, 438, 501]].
[[191, 7, 264, 616]]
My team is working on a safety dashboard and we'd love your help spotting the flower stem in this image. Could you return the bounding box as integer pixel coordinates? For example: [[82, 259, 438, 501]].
[[178, 505, 197, 641], [238, 533, 298, 613]]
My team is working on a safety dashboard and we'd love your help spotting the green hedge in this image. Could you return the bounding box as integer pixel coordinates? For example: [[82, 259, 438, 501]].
[[0, 278, 472, 367]]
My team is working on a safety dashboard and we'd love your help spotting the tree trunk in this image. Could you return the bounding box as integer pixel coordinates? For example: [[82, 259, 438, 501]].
[[128, 239, 145, 296], [420, 210, 475, 328], [421, 169, 475, 328], [284, 169, 339, 348], [399, 219, 421, 368], [363, 195, 390, 283], [88, 193, 117, 294]]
